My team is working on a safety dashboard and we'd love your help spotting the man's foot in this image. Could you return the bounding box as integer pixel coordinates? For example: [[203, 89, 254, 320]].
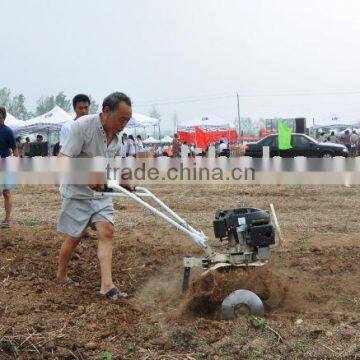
[[96, 287, 128, 301], [1, 220, 10, 228], [55, 278, 79, 287]]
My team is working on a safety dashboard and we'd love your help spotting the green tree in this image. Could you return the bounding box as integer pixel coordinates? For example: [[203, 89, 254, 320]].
[[0, 87, 31, 119], [35, 95, 56, 115], [0, 87, 11, 109], [9, 94, 30, 119], [55, 91, 71, 112], [149, 105, 161, 120], [35, 91, 71, 115], [88, 95, 99, 114]]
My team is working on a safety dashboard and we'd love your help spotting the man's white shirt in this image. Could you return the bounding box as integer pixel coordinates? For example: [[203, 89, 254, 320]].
[[59, 119, 75, 147], [219, 142, 228, 152]]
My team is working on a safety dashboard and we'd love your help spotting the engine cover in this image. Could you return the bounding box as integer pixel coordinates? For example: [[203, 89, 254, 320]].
[[213, 207, 275, 249]]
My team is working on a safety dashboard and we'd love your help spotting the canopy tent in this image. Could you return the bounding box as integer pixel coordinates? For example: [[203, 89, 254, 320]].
[[5, 113, 26, 129], [22, 105, 72, 127], [14, 105, 73, 135], [143, 136, 160, 144], [160, 135, 173, 143], [310, 123, 357, 131], [177, 113, 230, 130], [127, 113, 160, 127]]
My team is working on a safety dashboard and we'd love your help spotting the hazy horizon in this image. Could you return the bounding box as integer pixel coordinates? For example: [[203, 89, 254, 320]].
[[1, 0, 360, 129]]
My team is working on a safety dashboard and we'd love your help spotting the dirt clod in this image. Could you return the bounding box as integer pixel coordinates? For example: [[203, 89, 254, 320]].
[[182, 267, 287, 319]]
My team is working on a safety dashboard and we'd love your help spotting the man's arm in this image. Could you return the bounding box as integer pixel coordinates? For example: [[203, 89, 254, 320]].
[[60, 122, 84, 157], [59, 122, 70, 148], [8, 129, 18, 157]]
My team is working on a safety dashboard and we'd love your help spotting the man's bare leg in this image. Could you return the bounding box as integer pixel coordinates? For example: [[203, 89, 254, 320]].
[[95, 221, 115, 294], [57, 236, 81, 284], [3, 190, 11, 221]]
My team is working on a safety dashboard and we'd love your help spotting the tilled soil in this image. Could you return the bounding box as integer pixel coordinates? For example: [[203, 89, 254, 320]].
[[0, 185, 359, 359]]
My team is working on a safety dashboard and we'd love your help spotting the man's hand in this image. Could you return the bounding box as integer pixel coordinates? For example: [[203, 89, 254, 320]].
[[89, 184, 105, 192], [120, 183, 135, 192]]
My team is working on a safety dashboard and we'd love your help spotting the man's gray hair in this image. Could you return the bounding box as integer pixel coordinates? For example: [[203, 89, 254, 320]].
[[102, 92, 131, 112]]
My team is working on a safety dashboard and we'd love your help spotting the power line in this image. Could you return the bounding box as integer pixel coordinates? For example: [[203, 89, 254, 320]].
[[135, 89, 360, 107]]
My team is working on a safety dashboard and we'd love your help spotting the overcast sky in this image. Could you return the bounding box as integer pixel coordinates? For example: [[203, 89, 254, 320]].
[[1, 0, 360, 128]]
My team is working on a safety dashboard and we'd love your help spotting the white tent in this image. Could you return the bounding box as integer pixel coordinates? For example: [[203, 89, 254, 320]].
[[15, 106, 73, 133], [178, 113, 230, 130], [143, 136, 160, 144], [24, 105, 72, 127], [128, 113, 160, 127], [160, 135, 173, 143], [6, 113, 26, 128]]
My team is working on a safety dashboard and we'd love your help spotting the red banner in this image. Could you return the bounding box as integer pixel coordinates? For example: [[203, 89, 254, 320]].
[[178, 129, 238, 147], [195, 126, 207, 150]]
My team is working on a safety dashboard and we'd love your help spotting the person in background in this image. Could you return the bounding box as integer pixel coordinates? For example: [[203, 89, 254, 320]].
[[135, 135, 144, 153], [127, 135, 136, 157], [16, 136, 24, 158], [350, 130, 359, 157], [155, 145, 163, 157], [218, 140, 230, 157], [120, 133, 128, 158], [189, 143, 196, 158], [182, 141, 190, 157], [172, 133, 181, 157], [0, 107, 18, 228], [59, 94, 91, 148], [220, 136, 229, 147], [343, 130, 351, 150], [23, 137, 31, 157], [329, 131, 337, 143], [53, 141, 61, 156], [319, 132, 326, 143], [36, 134, 43, 143]]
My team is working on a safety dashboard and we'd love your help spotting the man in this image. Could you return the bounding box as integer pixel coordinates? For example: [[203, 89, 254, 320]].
[[23, 137, 31, 157], [16, 136, 24, 157], [0, 107, 18, 228], [172, 133, 181, 157], [57, 92, 132, 300], [120, 133, 128, 158], [59, 94, 91, 148], [319, 132, 327, 143], [135, 135, 144, 153], [343, 130, 351, 150], [329, 131, 337, 143], [218, 139, 229, 157], [36, 134, 43, 143], [350, 130, 359, 157]]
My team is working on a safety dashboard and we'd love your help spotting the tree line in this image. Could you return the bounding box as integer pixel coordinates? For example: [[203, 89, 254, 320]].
[[0, 87, 99, 120]]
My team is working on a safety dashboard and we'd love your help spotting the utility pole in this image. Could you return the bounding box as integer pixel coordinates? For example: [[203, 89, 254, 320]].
[[237, 93, 241, 142]]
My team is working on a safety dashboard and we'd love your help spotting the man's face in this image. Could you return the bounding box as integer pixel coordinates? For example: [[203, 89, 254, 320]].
[[74, 101, 90, 119], [103, 102, 132, 134]]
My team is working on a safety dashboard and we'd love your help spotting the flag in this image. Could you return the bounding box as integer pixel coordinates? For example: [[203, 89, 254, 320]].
[[278, 122, 292, 150], [195, 126, 207, 150]]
